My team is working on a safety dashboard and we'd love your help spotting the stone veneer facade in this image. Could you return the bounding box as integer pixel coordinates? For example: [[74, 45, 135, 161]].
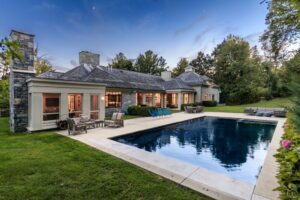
[[9, 30, 35, 133]]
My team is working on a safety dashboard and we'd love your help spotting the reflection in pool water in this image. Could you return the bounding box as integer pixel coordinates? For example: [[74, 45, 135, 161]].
[[113, 117, 276, 184]]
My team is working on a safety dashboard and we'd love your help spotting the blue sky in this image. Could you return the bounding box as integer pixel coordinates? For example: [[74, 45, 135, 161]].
[[0, 0, 268, 71]]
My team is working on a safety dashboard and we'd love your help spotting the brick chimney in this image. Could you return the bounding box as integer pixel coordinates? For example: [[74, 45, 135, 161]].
[[9, 30, 35, 132], [79, 51, 100, 66]]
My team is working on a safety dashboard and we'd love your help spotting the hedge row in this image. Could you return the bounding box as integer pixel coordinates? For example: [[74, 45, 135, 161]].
[[127, 106, 156, 116], [275, 116, 300, 200]]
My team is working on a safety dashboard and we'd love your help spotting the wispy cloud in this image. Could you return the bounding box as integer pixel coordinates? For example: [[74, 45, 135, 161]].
[[34, 2, 57, 10], [174, 15, 206, 36], [193, 27, 214, 44]]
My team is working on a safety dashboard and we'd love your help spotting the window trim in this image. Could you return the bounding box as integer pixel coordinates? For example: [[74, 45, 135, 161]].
[[43, 93, 60, 121], [105, 91, 122, 108]]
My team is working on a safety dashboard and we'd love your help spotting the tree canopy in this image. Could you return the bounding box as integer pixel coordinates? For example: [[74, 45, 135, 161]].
[[108, 52, 134, 71], [134, 50, 168, 75], [213, 35, 262, 104], [172, 58, 188, 77], [34, 48, 53, 75], [260, 0, 300, 63], [190, 51, 214, 78]]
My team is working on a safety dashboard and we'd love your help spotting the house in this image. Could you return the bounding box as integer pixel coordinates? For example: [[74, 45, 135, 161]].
[[9, 30, 220, 132]]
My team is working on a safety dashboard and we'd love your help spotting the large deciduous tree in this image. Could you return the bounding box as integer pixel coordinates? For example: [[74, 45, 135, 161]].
[[190, 51, 214, 77], [260, 0, 300, 63], [109, 52, 134, 71], [134, 50, 168, 75], [172, 58, 188, 77], [213, 35, 262, 104]]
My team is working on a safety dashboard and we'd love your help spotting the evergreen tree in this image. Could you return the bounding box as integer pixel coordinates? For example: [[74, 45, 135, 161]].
[[172, 58, 188, 77], [189, 51, 214, 77], [109, 52, 134, 71]]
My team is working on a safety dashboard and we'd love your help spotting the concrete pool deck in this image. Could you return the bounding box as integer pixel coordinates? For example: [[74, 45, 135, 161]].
[[58, 112, 286, 200]]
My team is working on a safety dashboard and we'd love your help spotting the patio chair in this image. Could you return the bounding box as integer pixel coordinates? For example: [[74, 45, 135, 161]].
[[79, 114, 96, 129], [195, 106, 204, 113], [149, 109, 158, 118], [67, 118, 87, 135], [186, 106, 195, 113], [273, 109, 287, 117], [105, 112, 124, 128], [244, 107, 257, 115]]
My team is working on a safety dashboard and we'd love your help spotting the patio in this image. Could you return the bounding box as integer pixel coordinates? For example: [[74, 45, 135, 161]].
[[58, 112, 286, 200]]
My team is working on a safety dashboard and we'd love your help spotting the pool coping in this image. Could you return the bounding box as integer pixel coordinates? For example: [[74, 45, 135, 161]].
[[58, 112, 286, 200]]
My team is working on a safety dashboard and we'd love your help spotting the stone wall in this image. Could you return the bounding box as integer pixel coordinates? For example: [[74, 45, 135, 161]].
[[9, 30, 35, 133], [105, 91, 136, 116]]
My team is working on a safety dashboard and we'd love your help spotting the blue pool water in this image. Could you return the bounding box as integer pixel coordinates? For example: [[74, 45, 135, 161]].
[[113, 117, 276, 184]]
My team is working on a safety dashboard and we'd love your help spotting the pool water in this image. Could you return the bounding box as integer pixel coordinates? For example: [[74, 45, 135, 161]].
[[113, 117, 276, 184]]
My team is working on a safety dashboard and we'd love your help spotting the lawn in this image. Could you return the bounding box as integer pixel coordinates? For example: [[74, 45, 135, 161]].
[[0, 118, 210, 200], [204, 97, 294, 113]]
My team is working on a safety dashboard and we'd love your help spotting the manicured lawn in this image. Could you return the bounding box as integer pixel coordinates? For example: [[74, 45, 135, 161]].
[[204, 97, 294, 113], [0, 118, 210, 200]]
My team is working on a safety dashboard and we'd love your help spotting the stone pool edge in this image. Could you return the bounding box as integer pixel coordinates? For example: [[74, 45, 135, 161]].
[[58, 112, 286, 200]]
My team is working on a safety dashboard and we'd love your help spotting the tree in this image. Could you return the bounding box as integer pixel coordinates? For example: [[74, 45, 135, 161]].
[[189, 51, 214, 77], [212, 35, 262, 104], [172, 58, 188, 77], [109, 52, 134, 71], [34, 48, 53, 75], [260, 0, 300, 63], [134, 50, 168, 75]]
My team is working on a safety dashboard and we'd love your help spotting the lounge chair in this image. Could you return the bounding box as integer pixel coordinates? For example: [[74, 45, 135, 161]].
[[273, 109, 287, 117], [105, 112, 124, 127], [67, 118, 87, 135], [79, 114, 96, 129], [185, 106, 195, 113], [195, 106, 204, 113], [244, 107, 257, 115]]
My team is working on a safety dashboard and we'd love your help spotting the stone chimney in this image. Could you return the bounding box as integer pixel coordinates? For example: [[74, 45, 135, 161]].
[[185, 65, 195, 72], [161, 71, 172, 81], [79, 51, 100, 66], [10, 30, 35, 132]]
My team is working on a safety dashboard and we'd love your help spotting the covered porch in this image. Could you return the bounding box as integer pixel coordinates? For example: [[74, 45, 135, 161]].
[[166, 90, 195, 110]]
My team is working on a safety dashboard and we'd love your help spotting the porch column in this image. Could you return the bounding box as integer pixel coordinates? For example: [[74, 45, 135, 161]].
[[152, 93, 156, 107], [160, 93, 165, 108], [83, 93, 90, 117], [142, 93, 146, 105], [29, 93, 43, 131], [99, 93, 105, 120], [60, 93, 68, 120], [178, 92, 183, 110]]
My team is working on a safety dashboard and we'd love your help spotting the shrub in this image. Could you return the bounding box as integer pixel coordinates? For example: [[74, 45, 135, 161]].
[[180, 102, 202, 111], [275, 115, 300, 200], [127, 106, 155, 116], [202, 101, 217, 107]]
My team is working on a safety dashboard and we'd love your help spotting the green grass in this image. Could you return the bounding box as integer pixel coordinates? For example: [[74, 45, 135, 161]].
[[204, 97, 294, 113], [0, 118, 210, 200]]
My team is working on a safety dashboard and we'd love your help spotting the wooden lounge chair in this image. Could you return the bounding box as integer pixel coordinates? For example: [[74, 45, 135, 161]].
[[79, 114, 96, 129], [195, 106, 204, 113], [105, 113, 124, 128], [67, 118, 87, 135]]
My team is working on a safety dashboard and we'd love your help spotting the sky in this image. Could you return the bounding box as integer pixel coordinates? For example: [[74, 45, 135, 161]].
[[0, 0, 268, 71]]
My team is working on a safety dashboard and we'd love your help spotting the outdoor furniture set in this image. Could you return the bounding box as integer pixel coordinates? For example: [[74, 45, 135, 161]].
[[148, 108, 172, 118], [66, 112, 124, 135], [244, 107, 287, 117], [184, 106, 204, 113]]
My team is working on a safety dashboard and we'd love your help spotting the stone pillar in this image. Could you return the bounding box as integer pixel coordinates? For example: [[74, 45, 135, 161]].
[[60, 93, 69, 120], [10, 30, 35, 133], [178, 93, 183, 110], [99, 93, 105, 120], [82, 93, 90, 117], [142, 93, 146, 105]]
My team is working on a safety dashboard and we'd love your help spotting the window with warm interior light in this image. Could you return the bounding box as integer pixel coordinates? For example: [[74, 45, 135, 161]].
[[43, 93, 60, 121], [68, 94, 82, 118], [105, 92, 122, 108]]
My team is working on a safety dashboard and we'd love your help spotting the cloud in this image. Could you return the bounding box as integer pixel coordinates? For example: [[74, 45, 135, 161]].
[[174, 15, 206, 36], [193, 27, 214, 44], [53, 65, 70, 72]]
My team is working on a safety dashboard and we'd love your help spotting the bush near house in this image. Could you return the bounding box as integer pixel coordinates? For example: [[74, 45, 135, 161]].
[[275, 115, 300, 200], [127, 106, 156, 116], [202, 101, 218, 107]]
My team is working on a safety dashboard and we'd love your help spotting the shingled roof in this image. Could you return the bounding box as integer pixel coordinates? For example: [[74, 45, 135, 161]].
[[37, 64, 218, 91]]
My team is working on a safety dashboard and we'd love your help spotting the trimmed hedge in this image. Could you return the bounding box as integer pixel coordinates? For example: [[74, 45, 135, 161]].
[[180, 103, 202, 111], [275, 115, 300, 200], [202, 101, 217, 107], [127, 106, 156, 116]]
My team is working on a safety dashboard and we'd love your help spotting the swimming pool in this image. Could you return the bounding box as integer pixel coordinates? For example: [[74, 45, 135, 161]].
[[113, 116, 276, 184]]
